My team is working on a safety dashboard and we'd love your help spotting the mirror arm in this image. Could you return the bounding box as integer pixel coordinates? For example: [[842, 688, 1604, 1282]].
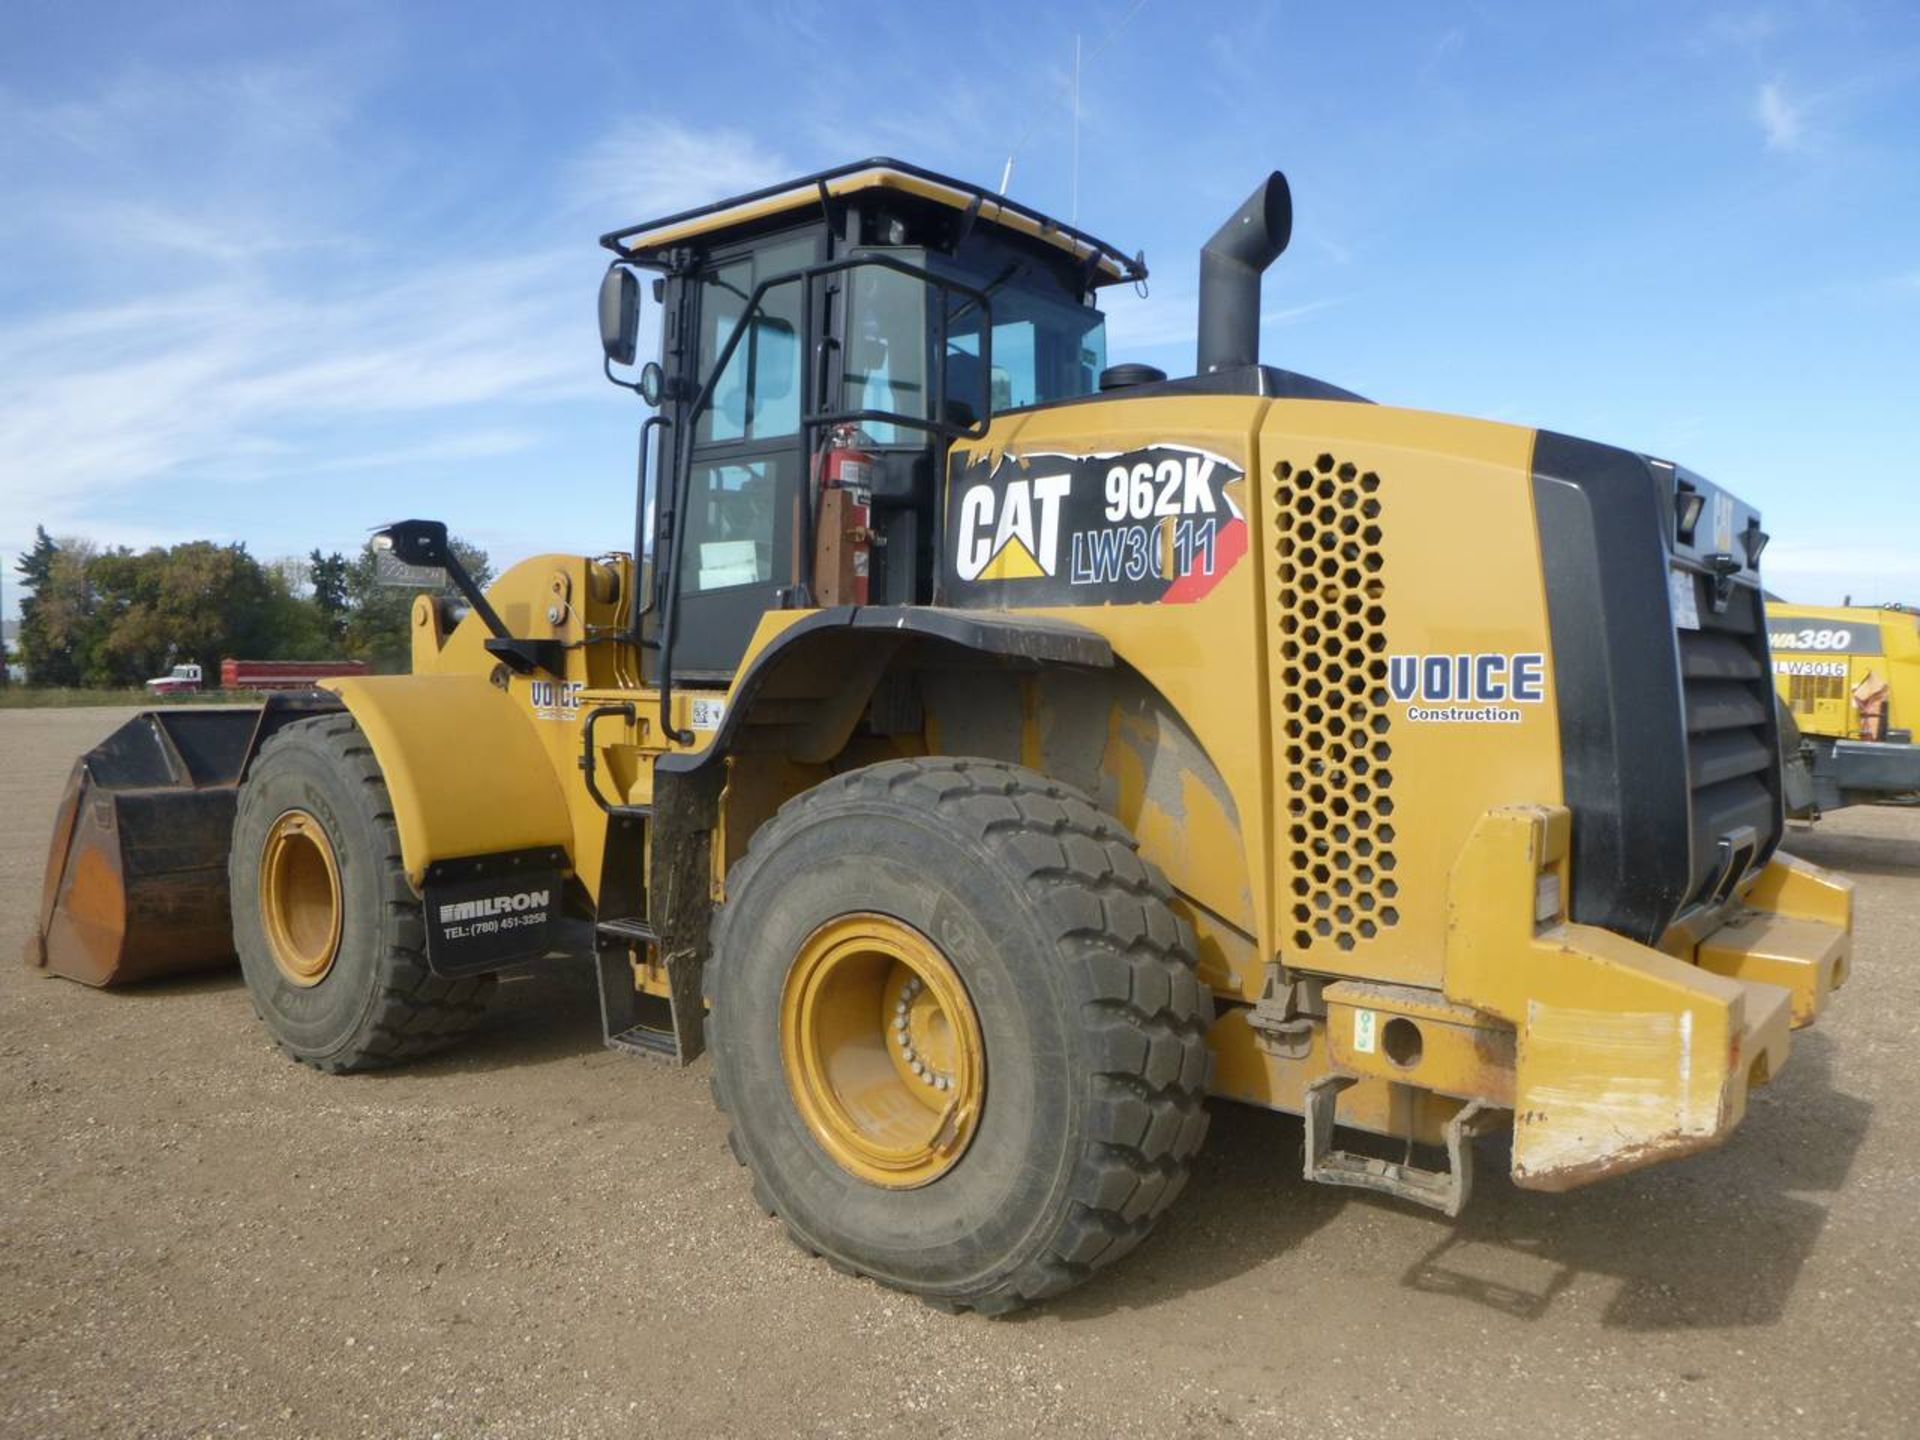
[[374, 520, 567, 677], [441, 553, 510, 644], [604, 353, 644, 395]]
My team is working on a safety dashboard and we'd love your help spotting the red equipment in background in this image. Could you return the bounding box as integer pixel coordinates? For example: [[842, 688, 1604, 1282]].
[[220, 659, 370, 691]]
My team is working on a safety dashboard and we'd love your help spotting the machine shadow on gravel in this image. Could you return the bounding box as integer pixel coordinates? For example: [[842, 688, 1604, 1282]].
[[363, 957, 610, 1076], [1032, 1029, 1868, 1326], [1398, 1028, 1869, 1330], [1781, 824, 1920, 880]]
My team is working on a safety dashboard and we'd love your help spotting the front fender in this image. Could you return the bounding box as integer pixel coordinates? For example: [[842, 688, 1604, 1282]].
[[321, 675, 574, 888]]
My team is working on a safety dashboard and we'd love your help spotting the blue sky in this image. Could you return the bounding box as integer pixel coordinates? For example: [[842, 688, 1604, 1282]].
[[2, 0, 1916, 616]]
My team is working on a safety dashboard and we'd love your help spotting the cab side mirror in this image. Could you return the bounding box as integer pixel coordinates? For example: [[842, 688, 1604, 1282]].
[[599, 267, 640, 367]]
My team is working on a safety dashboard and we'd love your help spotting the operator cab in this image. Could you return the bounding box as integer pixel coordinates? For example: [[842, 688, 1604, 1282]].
[[598, 158, 1145, 681]]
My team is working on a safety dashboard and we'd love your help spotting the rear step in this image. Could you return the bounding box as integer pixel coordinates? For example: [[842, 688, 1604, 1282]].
[[592, 802, 704, 1064], [1303, 1075, 1497, 1217]]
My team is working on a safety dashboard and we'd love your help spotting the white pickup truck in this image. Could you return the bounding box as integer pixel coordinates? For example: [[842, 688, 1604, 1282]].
[[144, 663, 203, 696]]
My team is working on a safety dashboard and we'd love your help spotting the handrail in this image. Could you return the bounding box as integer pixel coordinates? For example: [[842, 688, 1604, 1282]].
[[652, 252, 995, 745], [630, 413, 670, 643], [579, 703, 638, 812]]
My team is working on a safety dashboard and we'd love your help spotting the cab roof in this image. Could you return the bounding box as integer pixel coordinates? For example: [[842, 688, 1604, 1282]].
[[599, 157, 1147, 288]]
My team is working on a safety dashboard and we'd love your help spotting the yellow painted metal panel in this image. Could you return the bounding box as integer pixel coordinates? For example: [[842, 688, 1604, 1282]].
[[1696, 912, 1849, 1027], [1322, 980, 1516, 1105], [1258, 403, 1562, 987], [322, 674, 575, 888], [1744, 851, 1855, 930], [1441, 805, 1804, 1189], [1208, 1007, 1469, 1146], [1768, 601, 1920, 740], [948, 396, 1277, 974]]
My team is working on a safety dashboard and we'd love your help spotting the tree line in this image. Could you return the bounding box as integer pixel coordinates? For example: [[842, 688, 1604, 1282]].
[[6, 527, 492, 688]]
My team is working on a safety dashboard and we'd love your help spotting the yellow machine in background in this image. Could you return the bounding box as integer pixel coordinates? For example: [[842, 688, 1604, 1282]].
[[29, 159, 1852, 1314], [1769, 601, 1920, 815]]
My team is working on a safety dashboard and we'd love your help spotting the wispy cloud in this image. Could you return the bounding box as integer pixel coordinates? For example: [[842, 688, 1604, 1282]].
[[1698, 8, 1786, 57], [567, 119, 791, 224], [1765, 541, 1920, 605], [1755, 79, 1807, 150], [1103, 289, 1341, 353], [0, 254, 585, 517], [0, 57, 623, 575]]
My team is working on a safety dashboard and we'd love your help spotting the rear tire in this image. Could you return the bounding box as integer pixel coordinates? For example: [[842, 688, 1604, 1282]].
[[230, 714, 492, 1072], [709, 757, 1213, 1313]]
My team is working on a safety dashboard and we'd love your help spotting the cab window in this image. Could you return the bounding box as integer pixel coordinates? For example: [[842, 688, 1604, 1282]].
[[842, 266, 929, 443], [697, 233, 813, 445], [945, 284, 1106, 413]]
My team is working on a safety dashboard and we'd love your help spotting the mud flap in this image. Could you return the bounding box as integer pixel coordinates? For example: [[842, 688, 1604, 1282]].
[[419, 847, 568, 978]]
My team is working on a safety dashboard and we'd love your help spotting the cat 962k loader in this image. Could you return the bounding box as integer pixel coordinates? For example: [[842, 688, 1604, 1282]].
[[29, 159, 1852, 1313]]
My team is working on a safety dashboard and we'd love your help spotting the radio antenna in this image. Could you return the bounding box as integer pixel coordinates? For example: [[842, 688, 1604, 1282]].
[[998, 0, 1150, 202]]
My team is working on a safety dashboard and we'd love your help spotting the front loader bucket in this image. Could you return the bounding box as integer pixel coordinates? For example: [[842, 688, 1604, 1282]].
[[27, 708, 266, 987]]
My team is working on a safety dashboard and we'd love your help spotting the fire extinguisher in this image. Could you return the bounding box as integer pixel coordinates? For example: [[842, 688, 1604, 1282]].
[[814, 423, 877, 605]]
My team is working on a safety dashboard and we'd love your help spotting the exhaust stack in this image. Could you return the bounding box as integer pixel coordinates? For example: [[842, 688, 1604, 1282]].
[[1196, 172, 1293, 374]]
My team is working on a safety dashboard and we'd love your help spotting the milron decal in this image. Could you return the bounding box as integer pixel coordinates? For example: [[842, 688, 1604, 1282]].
[[437, 888, 550, 939], [1388, 652, 1547, 723], [944, 444, 1248, 606]]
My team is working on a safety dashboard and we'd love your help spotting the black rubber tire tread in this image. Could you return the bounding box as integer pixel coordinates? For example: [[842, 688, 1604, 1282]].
[[708, 756, 1213, 1314], [231, 714, 492, 1073]]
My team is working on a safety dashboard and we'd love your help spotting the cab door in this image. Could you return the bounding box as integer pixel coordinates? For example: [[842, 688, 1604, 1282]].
[[669, 229, 820, 679]]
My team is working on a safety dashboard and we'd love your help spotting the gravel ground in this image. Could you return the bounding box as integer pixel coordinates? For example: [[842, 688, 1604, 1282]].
[[2, 706, 1916, 1439]]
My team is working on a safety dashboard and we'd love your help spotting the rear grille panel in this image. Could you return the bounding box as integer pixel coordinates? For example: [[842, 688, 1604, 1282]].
[[1273, 453, 1398, 958], [1676, 573, 1782, 906], [1532, 432, 1783, 945]]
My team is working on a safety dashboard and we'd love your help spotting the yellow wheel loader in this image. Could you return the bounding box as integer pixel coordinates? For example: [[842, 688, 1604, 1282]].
[[28, 160, 1853, 1313], [1767, 600, 1920, 815]]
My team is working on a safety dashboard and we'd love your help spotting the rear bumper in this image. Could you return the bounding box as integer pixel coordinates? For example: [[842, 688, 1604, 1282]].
[[1440, 809, 1851, 1192], [1697, 849, 1853, 1028]]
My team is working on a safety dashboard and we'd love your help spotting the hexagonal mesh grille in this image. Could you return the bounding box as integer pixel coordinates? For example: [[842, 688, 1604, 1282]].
[[1275, 454, 1398, 954]]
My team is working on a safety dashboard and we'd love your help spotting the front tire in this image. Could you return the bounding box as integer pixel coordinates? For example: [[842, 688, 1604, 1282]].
[[230, 714, 492, 1072], [709, 757, 1213, 1313]]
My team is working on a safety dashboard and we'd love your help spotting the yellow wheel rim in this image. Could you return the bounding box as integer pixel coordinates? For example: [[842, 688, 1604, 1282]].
[[780, 913, 986, 1189], [259, 810, 343, 987]]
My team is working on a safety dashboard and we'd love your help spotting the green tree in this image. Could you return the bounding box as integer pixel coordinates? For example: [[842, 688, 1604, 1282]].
[[17, 533, 99, 687], [90, 541, 291, 685], [343, 537, 493, 672], [309, 549, 351, 642]]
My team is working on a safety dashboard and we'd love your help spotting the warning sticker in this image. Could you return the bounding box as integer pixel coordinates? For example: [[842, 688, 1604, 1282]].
[[1670, 568, 1701, 631], [1353, 1009, 1377, 1055]]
